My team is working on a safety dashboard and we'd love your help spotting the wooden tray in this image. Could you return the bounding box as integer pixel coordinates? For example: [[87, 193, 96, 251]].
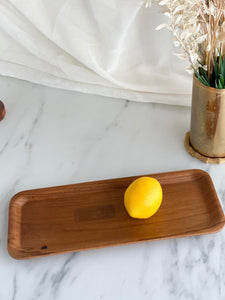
[[8, 169, 225, 259]]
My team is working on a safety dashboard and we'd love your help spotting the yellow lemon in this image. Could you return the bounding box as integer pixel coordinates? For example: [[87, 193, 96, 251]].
[[124, 177, 163, 219]]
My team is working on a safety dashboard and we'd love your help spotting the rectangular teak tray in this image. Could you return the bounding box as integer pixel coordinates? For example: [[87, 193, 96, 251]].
[[8, 169, 225, 259]]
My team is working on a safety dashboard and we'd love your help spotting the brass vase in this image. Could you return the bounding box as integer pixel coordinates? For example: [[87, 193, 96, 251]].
[[185, 75, 225, 163]]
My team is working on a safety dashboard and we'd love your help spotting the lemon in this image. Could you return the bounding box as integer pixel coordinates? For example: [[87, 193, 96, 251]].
[[124, 177, 163, 219]]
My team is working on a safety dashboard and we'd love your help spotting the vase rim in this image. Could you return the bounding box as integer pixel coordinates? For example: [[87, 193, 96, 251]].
[[193, 75, 225, 94]]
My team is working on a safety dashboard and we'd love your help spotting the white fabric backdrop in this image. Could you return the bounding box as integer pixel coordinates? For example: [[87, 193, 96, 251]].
[[0, 0, 192, 106]]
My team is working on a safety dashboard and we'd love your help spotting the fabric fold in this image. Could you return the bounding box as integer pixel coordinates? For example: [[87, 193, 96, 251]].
[[0, 0, 192, 106]]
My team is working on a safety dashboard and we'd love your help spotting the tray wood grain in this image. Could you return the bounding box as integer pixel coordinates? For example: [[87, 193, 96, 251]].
[[8, 169, 225, 259]]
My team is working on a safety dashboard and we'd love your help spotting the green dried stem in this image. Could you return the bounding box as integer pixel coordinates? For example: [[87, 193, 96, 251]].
[[195, 49, 225, 88]]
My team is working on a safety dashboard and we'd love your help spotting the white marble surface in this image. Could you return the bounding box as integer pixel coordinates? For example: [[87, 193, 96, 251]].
[[1, 75, 225, 300]]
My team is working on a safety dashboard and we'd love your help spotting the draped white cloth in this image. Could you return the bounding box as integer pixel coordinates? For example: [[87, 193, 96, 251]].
[[0, 0, 192, 106]]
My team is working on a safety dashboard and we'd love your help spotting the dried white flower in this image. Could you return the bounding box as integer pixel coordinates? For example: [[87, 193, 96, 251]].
[[174, 52, 188, 60], [148, 0, 225, 78], [155, 23, 169, 30], [186, 65, 194, 74]]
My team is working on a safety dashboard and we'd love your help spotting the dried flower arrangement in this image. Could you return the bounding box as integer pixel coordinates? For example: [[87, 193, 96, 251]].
[[147, 0, 225, 88]]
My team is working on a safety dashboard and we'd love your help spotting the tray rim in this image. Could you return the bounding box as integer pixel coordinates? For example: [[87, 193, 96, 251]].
[[8, 169, 225, 259]]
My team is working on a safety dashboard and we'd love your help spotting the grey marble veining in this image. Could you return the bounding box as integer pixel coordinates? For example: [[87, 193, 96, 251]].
[[1, 75, 225, 299]]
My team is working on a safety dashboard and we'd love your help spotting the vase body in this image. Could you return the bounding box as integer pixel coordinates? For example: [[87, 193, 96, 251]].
[[190, 76, 225, 158]]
